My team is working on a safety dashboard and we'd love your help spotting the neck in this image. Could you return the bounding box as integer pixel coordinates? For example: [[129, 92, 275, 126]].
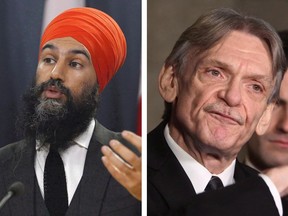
[[169, 124, 237, 174]]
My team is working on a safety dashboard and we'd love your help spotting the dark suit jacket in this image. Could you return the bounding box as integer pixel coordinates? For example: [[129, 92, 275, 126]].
[[0, 120, 141, 216], [148, 121, 280, 216]]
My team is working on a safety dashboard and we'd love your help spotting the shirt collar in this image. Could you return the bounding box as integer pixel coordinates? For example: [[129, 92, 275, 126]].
[[35, 119, 95, 151], [164, 124, 235, 194], [74, 119, 95, 149]]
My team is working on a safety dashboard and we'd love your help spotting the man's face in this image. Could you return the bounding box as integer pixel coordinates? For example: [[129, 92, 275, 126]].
[[248, 71, 288, 169], [172, 31, 274, 156], [23, 37, 98, 145], [36, 37, 97, 103]]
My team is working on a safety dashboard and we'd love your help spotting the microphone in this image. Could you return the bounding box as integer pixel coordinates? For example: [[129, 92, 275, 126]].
[[0, 182, 25, 209]]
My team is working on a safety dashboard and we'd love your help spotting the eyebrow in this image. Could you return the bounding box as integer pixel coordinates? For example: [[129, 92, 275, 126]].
[[200, 58, 274, 83], [42, 44, 56, 52], [70, 49, 91, 62], [41, 43, 91, 62]]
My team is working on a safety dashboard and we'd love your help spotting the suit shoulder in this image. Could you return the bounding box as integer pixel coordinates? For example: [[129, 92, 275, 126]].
[[148, 121, 167, 152], [234, 160, 259, 181], [0, 140, 24, 163], [148, 121, 166, 141], [147, 121, 170, 158]]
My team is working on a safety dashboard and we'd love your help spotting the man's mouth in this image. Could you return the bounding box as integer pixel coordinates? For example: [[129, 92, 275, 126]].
[[204, 104, 244, 126], [269, 137, 288, 148], [209, 110, 244, 125], [210, 112, 240, 124], [43, 86, 64, 99]]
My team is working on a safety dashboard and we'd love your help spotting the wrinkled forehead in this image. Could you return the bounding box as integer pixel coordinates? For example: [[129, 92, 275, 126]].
[[184, 31, 273, 77], [212, 31, 272, 71]]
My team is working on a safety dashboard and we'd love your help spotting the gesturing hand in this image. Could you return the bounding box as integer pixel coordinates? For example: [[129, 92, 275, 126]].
[[101, 131, 141, 200]]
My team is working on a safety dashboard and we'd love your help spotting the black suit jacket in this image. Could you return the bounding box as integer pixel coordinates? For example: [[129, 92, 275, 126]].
[[148, 121, 280, 216], [0, 120, 141, 215]]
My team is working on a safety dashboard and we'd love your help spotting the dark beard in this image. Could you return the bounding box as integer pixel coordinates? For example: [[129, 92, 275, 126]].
[[17, 78, 99, 149]]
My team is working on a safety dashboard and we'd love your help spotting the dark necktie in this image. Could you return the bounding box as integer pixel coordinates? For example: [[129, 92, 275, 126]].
[[204, 176, 224, 192], [44, 147, 68, 216]]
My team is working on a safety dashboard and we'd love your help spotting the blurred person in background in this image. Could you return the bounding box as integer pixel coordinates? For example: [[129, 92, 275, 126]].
[[245, 30, 288, 171]]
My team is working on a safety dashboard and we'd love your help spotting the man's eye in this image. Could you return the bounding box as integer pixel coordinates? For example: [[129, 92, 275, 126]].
[[69, 61, 83, 68], [208, 69, 221, 77], [252, 84, 263, 93], [43, 58, 56, 64]]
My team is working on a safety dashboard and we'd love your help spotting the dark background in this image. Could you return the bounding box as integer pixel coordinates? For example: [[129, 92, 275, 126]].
[[0, 0, 141, 147]]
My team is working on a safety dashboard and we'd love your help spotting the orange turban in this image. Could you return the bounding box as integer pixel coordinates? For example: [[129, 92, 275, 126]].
[[40, 7, 127, 92]]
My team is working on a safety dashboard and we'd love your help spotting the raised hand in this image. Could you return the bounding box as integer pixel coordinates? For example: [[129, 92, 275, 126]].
[[101, 131, 141, 200]]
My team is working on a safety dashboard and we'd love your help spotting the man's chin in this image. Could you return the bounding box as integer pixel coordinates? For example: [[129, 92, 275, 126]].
[[45, 97, 63, 104], [37, 98, 66, 112], [17, 80, 98, 147]]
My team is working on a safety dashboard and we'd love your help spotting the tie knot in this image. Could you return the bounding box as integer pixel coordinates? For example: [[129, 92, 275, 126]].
[[205, 176, 223, 192]]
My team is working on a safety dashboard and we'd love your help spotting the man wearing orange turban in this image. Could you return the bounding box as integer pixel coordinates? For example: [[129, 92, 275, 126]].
[[0, 7, 141, 216], [40, 7, 127, 92]]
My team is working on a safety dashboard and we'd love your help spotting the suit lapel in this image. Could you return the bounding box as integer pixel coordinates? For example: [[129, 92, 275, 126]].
[[151, 153, 196, 209], [148, 122, 196, 209], [148, 122, 260, 209], [68, 121, 112, 215]]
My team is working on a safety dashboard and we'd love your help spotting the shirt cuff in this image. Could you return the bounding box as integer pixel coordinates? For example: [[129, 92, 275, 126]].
[[259, 173, 282, 216]]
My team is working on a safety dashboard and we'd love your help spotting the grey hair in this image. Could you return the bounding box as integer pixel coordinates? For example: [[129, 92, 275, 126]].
[[162, 8, 286, 121]]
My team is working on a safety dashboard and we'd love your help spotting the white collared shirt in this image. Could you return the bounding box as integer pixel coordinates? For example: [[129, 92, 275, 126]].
[[34, 119, 95, 204], [164, 124, 282, 215], [164, 124, 235, 194]]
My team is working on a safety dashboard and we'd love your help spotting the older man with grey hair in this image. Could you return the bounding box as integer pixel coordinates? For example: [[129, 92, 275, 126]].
[[148, 8, 288, 216]]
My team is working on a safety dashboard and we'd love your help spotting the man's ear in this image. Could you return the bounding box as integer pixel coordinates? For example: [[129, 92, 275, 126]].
[[256, 103, 275, 135], [158, 65, 178, 102]]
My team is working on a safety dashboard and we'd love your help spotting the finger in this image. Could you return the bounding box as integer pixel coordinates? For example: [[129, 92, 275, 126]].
[[121, 130, 142, 152], [101, 156, 126, 184], [101, 156, 141, 200], [101, 145, 134, 171], [101, 155, 122, 177], [109, 140, 141, 169]]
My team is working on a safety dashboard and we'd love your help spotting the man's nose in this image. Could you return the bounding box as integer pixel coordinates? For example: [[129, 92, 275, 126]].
[[218, 80, 242, 107], [50, 61, 65, 81]]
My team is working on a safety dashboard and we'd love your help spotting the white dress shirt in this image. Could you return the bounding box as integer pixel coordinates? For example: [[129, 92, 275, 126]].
[[34, 119, 95, 204], [164, 124, 282, 215], [164, 124, 235, 193]]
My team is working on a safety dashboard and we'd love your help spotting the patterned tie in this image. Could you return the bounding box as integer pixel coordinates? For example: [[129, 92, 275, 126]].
[[205, 176, 224, 192], [44, 147, 68, 216]]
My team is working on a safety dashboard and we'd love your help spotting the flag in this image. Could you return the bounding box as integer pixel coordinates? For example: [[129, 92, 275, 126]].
[[136, 74, 141, 136]]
